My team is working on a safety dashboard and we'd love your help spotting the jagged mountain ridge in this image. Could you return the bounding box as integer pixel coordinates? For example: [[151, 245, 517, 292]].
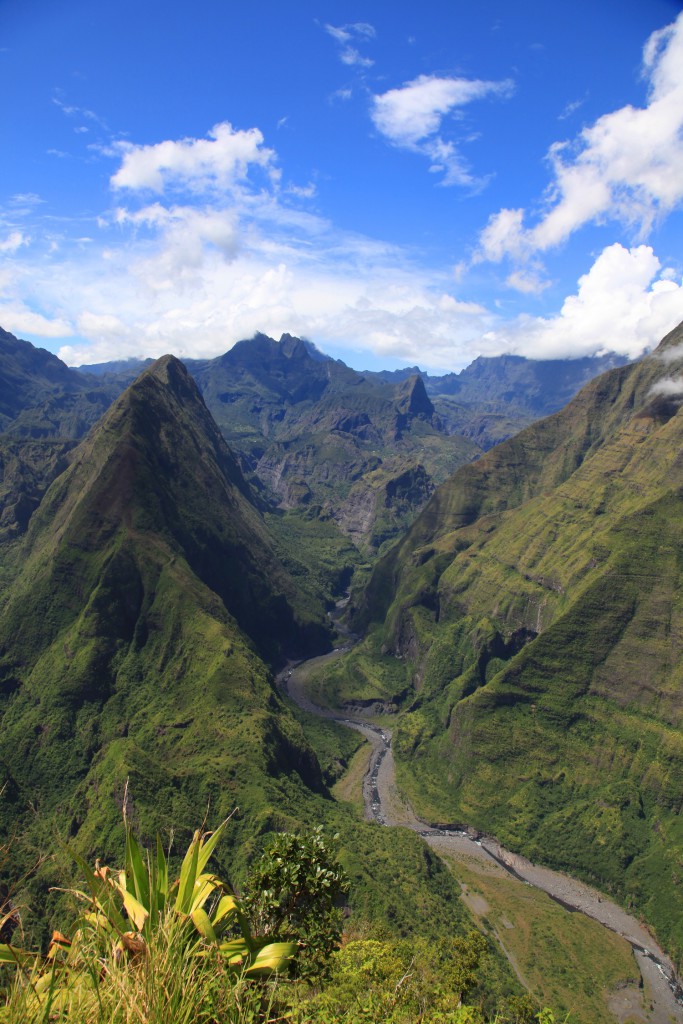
[[372, 351, 630, 449], [0, 327, 629, 553], [354, 319, 683, 961], [183, 333, 473, 551]]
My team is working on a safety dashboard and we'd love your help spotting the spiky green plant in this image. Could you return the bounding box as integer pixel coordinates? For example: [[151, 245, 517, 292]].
[[0, 819, 295, 1022]]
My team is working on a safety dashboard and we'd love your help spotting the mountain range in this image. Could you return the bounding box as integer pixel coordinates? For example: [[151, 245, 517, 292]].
[[0, 348, 484, 955], [0, 327, 626, 554], [1, 318, 682, 978]]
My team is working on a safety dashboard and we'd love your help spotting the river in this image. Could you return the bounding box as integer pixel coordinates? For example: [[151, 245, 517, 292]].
[[277, 643, 683, 1024]]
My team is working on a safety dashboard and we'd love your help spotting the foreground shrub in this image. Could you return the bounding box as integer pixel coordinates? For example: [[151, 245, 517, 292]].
[[291, 932, 490, 1023], [244, 826, 349, 980]]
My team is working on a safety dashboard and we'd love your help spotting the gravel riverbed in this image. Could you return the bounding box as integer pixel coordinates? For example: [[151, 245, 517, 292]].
[[279, 652, 683, 1024]]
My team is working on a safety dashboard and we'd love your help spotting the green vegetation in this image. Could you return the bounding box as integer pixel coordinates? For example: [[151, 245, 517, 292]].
[[264, 507, 365, 607], [356, 321, 683, 967], [243, 827, 348, 980], [0, 355, 519, 1024], [0, 820, 560, 1024], [446, 855, 639, 1024], [0, 819, 295, 1022], [302, 628, 413, 712], [3, 324, 683, 1018]]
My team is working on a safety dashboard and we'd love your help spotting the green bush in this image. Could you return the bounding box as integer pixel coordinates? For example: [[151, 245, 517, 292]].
[[243, 826, 349, 980]]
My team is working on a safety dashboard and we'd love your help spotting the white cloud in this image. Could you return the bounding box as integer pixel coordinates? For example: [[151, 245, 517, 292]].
[[0, 305, 72, 337], [479, 11, 683, 263], [505, 268, 549, 295], [371, 74, 513, 186], [480, 244, 683, 360], [325, 22, 375, 67], [478, 208, 526, 262], [111, 122, 277, 193], [655, 341, 683, 364], [372, 75, 509, 146], [648, 376, 683, 396], [76, 311, 127, 339], [0, 231, 26, 253], [4, 115, 681, 375]]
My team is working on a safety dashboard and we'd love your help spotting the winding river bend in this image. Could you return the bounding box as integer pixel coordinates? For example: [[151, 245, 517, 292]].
[[278, 644, 683, 1024]]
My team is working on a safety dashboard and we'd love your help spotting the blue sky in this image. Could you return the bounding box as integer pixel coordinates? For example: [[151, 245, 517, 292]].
[[1, 0, 682, 371]]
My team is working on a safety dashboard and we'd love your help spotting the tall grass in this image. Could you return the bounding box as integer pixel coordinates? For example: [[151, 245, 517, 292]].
[[0, 921, 286, 1024]]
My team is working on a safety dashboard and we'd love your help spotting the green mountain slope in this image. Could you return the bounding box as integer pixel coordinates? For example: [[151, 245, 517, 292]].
[[0, 357, 331, 918], [355, 321, 683, 963], [0, 357, 502, 979], [0, 325, 629, 559]]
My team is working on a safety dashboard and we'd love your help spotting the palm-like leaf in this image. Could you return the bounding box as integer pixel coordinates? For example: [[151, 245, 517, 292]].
[[0, 814, 298, 1017]]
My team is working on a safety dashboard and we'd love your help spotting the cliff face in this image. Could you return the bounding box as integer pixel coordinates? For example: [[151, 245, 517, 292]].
[[355, 321, 683, 960], [187, 336, 476, 552]]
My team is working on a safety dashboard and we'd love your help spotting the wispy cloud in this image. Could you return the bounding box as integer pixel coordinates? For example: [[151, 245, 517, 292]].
[[52, 92, 110, 132], [371, 74, 513, 186], [558, 95, 586, 121], [325, 22, 375, 67], [0, 231, 27, 253], [478, 11, 683, 270]]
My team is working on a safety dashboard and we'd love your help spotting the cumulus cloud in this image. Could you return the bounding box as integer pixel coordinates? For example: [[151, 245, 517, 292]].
[[111, 122, 277, 193], [478, 11, 683, 265], [371, 74, 513, 186], [52, 236, 496, 370], [479, 244, 683, 360], [4, 114, 681, 374]]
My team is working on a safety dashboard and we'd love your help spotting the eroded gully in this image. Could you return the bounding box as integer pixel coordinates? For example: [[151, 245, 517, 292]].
[[277, 643, 683, 1024]]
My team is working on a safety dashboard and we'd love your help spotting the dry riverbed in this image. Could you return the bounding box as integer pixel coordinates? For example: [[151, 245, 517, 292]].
[[278, 654, 683, 1024]]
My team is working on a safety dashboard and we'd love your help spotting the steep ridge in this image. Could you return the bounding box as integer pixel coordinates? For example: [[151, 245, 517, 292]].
[[354, 321, 683, 963], [0, 326, 629, 556], [375, 351, 629, 450], [187, 334, 477, 550], [0, 356, 332, 916], [0, 327, 115, 439], [0, 356, 496, 965]]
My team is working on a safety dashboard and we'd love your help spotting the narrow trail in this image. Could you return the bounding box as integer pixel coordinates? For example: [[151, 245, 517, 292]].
[[277, 643, 683, 1024]]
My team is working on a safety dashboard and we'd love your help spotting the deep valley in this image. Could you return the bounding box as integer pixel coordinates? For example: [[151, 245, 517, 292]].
[[1, 322, 683, 1023]]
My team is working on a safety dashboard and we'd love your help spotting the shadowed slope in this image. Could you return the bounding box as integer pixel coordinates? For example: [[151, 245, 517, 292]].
[[0, 356, 331, 932]]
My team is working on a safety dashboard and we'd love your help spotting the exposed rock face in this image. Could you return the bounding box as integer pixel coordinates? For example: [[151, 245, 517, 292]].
[[0, 439, 75, 540]]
